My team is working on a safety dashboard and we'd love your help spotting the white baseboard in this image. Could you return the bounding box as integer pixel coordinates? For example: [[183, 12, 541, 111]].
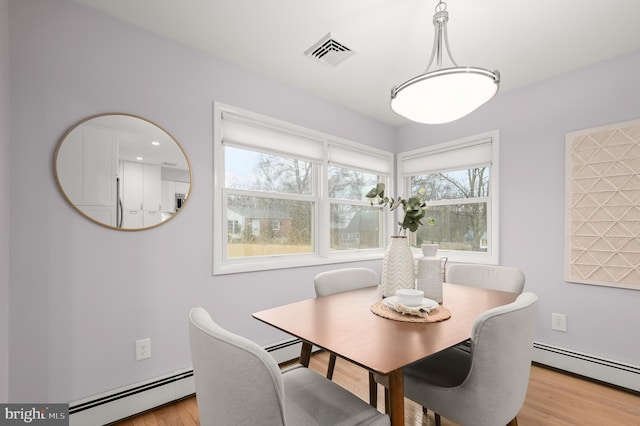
[[69, 369, 194, 426], [533, 341, 640, 393], [69, 338, 304, 425], [264, 338, 307, 364], [72, 339, 638, 425]]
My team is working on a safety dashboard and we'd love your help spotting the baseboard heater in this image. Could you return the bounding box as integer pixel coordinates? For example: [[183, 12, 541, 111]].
[[533, 342, 640, 393], [68, 338, 304, 426], [70, 339, 639, 424]]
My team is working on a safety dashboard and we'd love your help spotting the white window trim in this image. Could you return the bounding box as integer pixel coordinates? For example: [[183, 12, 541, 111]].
[[397, 130, 500, 265], [213, 102, 393, 275]]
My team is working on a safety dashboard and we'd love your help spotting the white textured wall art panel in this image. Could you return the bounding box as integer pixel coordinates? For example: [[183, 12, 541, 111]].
[[565, 119, 640, 289]]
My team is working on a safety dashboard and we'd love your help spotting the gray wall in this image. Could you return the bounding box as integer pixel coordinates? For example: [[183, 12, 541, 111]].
[[8, 0, 392, 402], [1, 0, 9, 403], [7, 0, 640, 405], [396, 50, 640, 364]]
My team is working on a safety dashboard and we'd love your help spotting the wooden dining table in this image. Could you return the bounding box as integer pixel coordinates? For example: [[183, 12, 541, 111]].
[[252, 283, 518, 426]]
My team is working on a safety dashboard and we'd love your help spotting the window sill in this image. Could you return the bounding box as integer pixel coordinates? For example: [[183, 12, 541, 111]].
[[213, 250, 384, 275]]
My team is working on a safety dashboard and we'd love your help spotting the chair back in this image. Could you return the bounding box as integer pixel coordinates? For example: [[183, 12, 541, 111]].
[[189, 307, 286, 426], [467, 292, 538, 425], [313, 267, 378, 297], [446, 263, 525, 293]]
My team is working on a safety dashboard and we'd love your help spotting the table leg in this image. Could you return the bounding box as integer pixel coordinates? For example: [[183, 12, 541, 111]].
[[368, 372, 377, 407], [299, 341, 312, 367], [387, 369, 404, 426]]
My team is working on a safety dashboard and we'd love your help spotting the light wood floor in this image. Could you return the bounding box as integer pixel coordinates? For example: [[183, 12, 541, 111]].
[[113, 351, 640, 425]]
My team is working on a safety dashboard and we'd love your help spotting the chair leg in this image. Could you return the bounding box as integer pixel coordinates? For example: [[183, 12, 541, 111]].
[[327, 353, 337, 379], [435, 413, 441, 426], [506, 417, 518, 426]]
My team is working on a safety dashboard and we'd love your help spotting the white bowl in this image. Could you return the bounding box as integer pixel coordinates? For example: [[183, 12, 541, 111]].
[[395, 289, 424, 307]]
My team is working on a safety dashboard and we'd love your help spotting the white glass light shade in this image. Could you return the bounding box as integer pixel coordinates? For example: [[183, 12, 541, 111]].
[[391, 67, 500, 124]]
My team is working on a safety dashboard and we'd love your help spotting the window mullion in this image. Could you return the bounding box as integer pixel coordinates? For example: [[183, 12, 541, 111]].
[[317, 154, 327, 257]]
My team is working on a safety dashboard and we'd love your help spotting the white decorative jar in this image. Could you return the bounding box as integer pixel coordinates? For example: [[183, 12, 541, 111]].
[[421, 243, 439, 257], [381, 236, 415, 298], [416, 244, 443, 303]]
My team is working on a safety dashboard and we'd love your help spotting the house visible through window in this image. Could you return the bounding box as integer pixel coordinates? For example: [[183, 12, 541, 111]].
[[213, 103, 393, 274], [224, 146, 315, 258]]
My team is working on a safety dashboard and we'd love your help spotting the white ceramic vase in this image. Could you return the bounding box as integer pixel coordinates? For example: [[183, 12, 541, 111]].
[[381, 236, 415, 298]]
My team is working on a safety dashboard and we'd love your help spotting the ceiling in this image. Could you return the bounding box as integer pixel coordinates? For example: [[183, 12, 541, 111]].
[[73, 0, 640, 126], [89, 114, 189, 170]]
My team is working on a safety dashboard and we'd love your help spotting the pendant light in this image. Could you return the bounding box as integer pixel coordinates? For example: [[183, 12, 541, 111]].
[[390, 1, 500, 124]]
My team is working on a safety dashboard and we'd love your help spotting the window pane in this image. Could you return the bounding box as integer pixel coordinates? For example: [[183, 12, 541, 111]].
[[227, 195, 314, 257], [328, 166, 380, 201], [330, 204, 382, 250], [414, 202, 488, 252], [225, 146, 312, 195], [411, 167, 490, 201]]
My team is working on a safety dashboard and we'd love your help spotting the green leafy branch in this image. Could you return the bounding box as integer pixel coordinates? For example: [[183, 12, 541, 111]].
[[366, 183, 435, 235]]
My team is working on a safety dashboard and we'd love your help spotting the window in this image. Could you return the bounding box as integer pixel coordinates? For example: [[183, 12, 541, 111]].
[[224, 146, 315, 258], [328, 166, 383, 251], [397, 131, 499, 264], [213, 103, 393, 274]]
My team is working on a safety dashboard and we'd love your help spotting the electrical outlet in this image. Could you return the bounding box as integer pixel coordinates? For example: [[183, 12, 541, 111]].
[[136, 338, 151, 361], [551, 313, 567, 332]]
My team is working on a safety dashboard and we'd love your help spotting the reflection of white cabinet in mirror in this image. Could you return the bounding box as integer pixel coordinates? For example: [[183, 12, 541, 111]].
[[121, 161, 162, 228], [54, 113, 192, 231], [55, 123, 119, 226], [122, 162, 143, 210], [143, 165, 161, 212], [161, 181, 175, 212], [123, 209, 143, 228]]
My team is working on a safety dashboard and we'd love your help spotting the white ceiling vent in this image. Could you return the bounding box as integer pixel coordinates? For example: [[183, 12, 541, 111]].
[[304, 33, 354, 67]]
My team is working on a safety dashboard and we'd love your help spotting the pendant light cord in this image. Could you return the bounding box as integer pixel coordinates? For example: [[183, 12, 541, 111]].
[[425, 0, 458, 71]]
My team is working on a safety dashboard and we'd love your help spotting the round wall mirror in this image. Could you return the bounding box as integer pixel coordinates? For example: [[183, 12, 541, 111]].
[[54, 113, 192, 231]]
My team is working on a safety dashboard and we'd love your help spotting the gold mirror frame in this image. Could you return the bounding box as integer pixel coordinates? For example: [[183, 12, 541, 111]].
[[54, 113, 192, 231]]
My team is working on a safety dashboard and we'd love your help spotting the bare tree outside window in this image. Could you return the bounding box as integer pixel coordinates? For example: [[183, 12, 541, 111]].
[[225, 147, 314, 257], [411, 167, 490, 252]]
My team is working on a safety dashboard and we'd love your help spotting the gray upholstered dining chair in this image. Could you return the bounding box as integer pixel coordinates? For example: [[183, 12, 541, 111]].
[[314, 267, 379, 297], [446, 263, 526, 355], [188, 307, 390, 426], [403, 292, 538, 426], [313, 267, 379, 380], [446, 263, 526, 294]]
